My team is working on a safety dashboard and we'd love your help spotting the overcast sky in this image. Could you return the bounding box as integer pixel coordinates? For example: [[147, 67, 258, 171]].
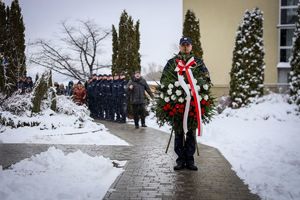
[[4, 0, 182, 79]]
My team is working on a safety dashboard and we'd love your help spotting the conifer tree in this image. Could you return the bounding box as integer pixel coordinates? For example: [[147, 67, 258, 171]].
[[0, 1, 6, 93], [289, 2, 300, 108], [32, 72, 49, 113], [229, 26, 245, 107], [4, 6, 17, 95], [116, 10, 129, 76], [111, 25, 118, 75], [113, 10, 141, 79], [229, 8, 265, 108], [134, 20, 141, 72], [8, 0, 26, 76], [183, 9, 203, 59]]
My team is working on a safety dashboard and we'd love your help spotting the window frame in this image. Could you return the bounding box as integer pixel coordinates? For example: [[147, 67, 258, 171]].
[[278, 0, 297, 67]]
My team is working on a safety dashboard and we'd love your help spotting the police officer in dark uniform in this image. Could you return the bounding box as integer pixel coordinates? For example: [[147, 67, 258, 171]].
[[107, 74, 114, 120], [87, 74, 97, 118], [112, 74, 120, 122], [118, 73, 128, 123], [100, 74, 107, 119], [95, 74, 104, 119], [102, 74, 112, 120]]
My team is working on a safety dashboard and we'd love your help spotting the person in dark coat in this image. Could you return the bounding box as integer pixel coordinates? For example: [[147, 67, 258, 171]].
[[106, 74, 114, 120], [118, 73, 128, 123], [87, 74, 97, 118], [95, 74, 104, 119], [56, 84, 66, 95], [102, 74, 112, 120], [17, 76, 26, 94], [24, 76, 34, 93], [66, 81, 74, 96], [160, 36, 211, 171], [112, 74, 121, 122], [127, 71, 154, 129]]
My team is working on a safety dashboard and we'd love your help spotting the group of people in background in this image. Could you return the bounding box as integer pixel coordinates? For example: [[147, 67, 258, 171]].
[[17, 76, 34, 94], [86, 73, 128, 123], [53, 80, 86, 105], [14, 70, 153, 127]]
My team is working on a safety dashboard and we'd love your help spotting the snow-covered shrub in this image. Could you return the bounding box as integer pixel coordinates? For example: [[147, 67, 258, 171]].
[[222, 93, 299, 121], [32, 71, 52, 113], [48, 87, 57, 111], [1, 93, 32, 115], [56, 95, 91, 121], [0, 111, 40, 128], [229, 8, 265, 108], [289, 2, 300, 110]]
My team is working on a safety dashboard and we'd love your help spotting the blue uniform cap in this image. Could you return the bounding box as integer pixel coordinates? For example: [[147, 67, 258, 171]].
[[179, 37, 192, 45]]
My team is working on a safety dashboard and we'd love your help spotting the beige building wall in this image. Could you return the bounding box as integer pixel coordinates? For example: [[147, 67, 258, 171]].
[[183, 0, 279, 97]]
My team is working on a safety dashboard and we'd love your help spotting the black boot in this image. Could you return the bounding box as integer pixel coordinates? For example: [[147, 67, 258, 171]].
[[186, 163, 198, 171], [141, 117, 147, 127], [174, 163, 185, 170]]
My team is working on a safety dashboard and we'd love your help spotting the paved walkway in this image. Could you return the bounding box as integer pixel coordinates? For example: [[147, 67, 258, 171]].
[[0, 120, 260, 200]]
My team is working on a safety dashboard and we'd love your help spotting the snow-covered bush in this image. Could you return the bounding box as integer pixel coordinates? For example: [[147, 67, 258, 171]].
[[229, 8, 265, 108], [0, 111, 40, 128], [0, 94, 91, 129], [289, 2, 300, 109], [222, 93, 299, 121], [1, 93, 32, 115], [56, 95, 91, 122], [32, 71, 52, 113]]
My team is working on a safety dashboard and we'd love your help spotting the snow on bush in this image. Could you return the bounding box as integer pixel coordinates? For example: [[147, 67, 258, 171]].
[[56, 95, 90, 120], [1, 93, 32, 115], [222, 93, 299, 121], [0, 93, 91, 129]]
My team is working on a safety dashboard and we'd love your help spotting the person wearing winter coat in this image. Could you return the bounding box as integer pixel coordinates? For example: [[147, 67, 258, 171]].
[[24, 76, 34, 93], [160, 36, 211, 171], [66, 81, 74, 96], [72, 81, 87, 105], [87, 74, 98, 118], [118, 73, 128, 123], [57, 84, 66, 95], [17, 76, 26, 94], [127, 71, 154, 129]]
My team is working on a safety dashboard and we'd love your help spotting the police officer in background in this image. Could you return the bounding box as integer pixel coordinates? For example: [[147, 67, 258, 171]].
[[87, 74, 97, 118], [112, 74, 120, 121], [108, 74, 114, 120], [96, 74, 105, 119], [118, 73, 128, 123], [102, 74, 112, 120]]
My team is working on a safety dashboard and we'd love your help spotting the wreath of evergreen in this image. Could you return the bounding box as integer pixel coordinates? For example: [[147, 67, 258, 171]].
[[154, 53, 215, 132]]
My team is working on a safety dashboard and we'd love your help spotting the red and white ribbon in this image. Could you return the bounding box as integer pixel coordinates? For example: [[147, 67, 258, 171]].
[[175, 57, 203, 136]]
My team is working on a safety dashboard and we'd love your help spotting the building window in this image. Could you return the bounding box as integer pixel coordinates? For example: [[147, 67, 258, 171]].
[[278, 0, 297, 83], [281, 8, 297, 24], [281, 0, 298, 6]]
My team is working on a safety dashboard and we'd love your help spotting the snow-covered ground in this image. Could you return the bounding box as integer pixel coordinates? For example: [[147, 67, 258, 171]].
[[147, 93, 300, 200], [0, 95, 128, 146], [0, 147, 125, 200]]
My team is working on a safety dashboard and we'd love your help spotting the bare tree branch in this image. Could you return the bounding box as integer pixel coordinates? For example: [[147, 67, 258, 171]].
[[29, 20, 111, 81]]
